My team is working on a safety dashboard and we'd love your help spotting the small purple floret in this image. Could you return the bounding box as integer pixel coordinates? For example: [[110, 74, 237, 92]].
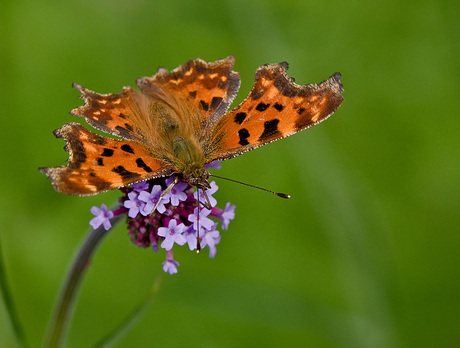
[[164, 177, 188, 206], [200, 223, 221, 258], [123, 191, 145, 218], [157, 219, 187, 251], [184, 225, 198, 251], [205, 161, 221, 170], [163, 257, 180, 275], [89, 204, 113, 230], [132, 181, 149, 192], [194, 181, 219, 207], [211, 202, 236, 230], [138, 185, 166, 215], [188, 207, 215, 233]]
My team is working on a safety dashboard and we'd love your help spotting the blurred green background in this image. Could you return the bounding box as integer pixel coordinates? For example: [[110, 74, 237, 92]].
[[1, 0, 459, 347]]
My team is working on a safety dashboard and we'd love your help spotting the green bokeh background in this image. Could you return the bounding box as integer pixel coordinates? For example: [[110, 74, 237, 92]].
[[1, 0, 459, 347]]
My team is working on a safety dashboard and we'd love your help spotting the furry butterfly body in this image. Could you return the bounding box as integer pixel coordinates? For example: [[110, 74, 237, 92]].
[[40, 56, 343, 194]]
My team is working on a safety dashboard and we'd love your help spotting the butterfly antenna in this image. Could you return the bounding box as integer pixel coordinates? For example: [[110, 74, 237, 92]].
[[210, 174, 291, 199]]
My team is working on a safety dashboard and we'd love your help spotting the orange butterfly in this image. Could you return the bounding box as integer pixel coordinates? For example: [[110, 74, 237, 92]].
[[39, 56, 343, 195]]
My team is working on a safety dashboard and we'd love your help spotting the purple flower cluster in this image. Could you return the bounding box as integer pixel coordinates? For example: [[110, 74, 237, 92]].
[[89, 164, 236, 274]]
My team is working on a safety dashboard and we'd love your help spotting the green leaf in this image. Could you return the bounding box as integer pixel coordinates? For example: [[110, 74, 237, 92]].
[[93, 279, 161, 348]]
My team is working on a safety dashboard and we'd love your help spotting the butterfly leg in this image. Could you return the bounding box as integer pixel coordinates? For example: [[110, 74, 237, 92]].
[[196, 189, 201, 253], [194, 188, 214, 253], [150, 177, 179, 215], [201, 190, 213, 210]]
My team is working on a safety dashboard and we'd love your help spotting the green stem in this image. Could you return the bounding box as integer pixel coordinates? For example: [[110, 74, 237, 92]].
[[93, 278, 161, 348], [0, 238, 28, 348], [43, 211, 124, 348]]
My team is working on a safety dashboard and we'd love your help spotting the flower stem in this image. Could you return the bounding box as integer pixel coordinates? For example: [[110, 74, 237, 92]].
[[0, 238, 28, 347], [43, 210, 124, 348]]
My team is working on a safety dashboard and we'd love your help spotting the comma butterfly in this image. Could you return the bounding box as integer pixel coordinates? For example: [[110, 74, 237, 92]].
[[39, 56, 343, 195]]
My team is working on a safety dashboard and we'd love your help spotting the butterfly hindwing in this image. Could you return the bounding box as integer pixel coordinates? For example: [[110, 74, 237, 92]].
[[39, 123, 173, 195], [205, 63, 344, 162]]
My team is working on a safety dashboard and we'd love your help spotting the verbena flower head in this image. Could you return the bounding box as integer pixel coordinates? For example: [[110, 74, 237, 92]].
[[89, 162, 235, 274]]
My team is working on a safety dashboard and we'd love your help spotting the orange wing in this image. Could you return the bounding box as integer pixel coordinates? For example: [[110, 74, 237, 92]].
[[39, 123, 173, 195], [205, 63, 344, 161], [136, 56, 241, 127], [71, 57, 241, 144], [70, 84, 150, 141]]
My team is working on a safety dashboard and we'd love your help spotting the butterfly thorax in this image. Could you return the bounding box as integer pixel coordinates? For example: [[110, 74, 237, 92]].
[[145, 100, 210, 189], [171, 135, 210, 189]]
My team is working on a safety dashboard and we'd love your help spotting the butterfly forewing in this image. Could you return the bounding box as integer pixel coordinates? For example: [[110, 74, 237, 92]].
[[70, 84, 149, 141], [136, 56, 241, 127], [205, 63, 344, 162]]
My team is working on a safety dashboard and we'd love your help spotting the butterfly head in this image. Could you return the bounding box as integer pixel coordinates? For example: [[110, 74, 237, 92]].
[[177, 167, 211, 190]]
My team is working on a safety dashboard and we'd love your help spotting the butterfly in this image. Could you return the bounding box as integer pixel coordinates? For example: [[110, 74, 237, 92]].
[[39, 56, 343, 195]]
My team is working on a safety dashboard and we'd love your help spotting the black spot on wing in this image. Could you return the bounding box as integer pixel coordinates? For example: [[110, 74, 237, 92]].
[[258, 119, 280, 142], [111, 165, 140, 180], [234, 112, 247, 125], [96, 157, 104, 166], [297, 107, 305, 115], [199, 100, 209, 111], [136, 158, 153, 172], [273, 103, 284, 111], [189, 90, 197, 99], [210, 96, 223, 110], [115, 125, 129, 133], [238, 128, 250, 146], [101, 148, 114, 157], [119, 113, 127, 119], [256, 103, 270, 111], [125, 123, 133, 131], [121, 144, 134, 154]]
